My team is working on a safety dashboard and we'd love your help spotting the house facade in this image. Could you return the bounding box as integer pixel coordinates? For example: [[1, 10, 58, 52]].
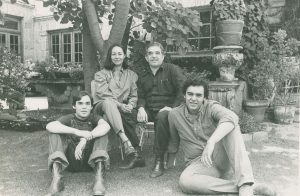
[[0, 0, 214, 63], [0, 0, 290, 63]]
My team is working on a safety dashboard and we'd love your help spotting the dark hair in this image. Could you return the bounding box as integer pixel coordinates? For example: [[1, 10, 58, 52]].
[[145, 42, 165, 55], [72, 91, 93, 106], [104, 43, 129, 70], [182, 78, 209, 99]]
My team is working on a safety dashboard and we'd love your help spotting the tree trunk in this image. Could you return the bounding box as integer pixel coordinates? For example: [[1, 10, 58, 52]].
[[82, 0, 104, 55], [82, 16, 99, 93], [121, 16, 133, 50], [81, 0, 130, 88]]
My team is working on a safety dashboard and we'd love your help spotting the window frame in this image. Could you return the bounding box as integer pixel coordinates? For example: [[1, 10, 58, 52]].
[[167, 5, 215, 57], [0, 15, 22, 56], [48, 29, 83, 65]]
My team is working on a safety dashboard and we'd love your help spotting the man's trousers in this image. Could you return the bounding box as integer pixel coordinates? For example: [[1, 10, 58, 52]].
[[48, 133, 109, 172], [178, 125, 254, 194], [145, 109, 170, 157]]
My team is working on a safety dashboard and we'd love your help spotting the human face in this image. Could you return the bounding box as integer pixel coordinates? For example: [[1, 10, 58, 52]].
[[73, 95, 93, 119], [185, 86, 205, 114], [111, 46, 125, 66], [145, 46, 165, 68]]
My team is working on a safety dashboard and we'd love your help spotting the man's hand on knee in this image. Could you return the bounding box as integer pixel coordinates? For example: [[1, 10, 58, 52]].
[[137, 107, 148, 122], [201, 140, 215, 167], [75, 139, 86, 160]]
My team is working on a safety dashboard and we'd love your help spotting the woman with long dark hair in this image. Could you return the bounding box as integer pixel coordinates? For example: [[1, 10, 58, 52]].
[[92, 44, 145, 169]]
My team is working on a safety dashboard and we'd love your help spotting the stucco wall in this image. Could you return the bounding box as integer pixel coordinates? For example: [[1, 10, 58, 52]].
[[1, 0, 35, 60], [32, 0, 72, 62]]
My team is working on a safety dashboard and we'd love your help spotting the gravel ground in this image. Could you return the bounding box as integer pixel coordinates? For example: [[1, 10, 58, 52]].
[[0, 123, 298, 196]]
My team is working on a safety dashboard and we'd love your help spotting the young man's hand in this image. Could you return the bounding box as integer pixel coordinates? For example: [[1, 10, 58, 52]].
[[75, 130, 93, 140], [201, 140, 215, 167], [75, 139, 87, 160]]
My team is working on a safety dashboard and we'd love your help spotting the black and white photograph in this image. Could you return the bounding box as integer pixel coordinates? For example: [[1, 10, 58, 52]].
[[0, 0, 299, 195]]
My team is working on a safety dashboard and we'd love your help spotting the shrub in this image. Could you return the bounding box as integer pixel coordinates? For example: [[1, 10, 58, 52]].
[[239, 111, 264, 133], [0, 47, 30, 110]]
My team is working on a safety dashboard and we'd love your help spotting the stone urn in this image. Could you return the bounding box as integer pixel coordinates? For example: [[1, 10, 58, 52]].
[[212, 46, 243, 81]]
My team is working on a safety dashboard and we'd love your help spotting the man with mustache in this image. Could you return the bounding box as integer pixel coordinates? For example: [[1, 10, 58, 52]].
[[137, 42, 186, 178]]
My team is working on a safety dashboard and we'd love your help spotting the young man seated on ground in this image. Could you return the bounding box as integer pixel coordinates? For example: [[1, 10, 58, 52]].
[[166, 78, 277, 196], [46, 91, 110, 196]]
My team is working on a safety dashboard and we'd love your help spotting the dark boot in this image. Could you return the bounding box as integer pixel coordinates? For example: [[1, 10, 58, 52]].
[[93, 161, 106, 196], [123, 140, 136, 156], [149, 155, 164, 178], [49, 162, 64, 195], [119, 147, 146, 169]]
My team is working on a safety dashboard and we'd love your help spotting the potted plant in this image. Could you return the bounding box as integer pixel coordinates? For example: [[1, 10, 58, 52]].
[[244, 58, 276, 122], [270, 30, 300, 124], [210, 0, 246, 46], [35, 57, 83, 79], [212, 51, 243, 81], [239, 111, 264, 134]]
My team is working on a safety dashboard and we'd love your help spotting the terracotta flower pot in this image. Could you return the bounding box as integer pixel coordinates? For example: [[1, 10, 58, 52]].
[[215, 20, 244, 46], [244, 99, 269, 122]]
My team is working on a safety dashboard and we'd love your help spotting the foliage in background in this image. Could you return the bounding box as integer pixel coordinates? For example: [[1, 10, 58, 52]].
[[132, 0, 202, 54], [182, 67, 211, 83], [271, 29, 299, 57], [34, 57, 83, 79], [210, 0, 246, 21], [0, 47, 30, 110], [0, 109, 70, 131], [247, 37, 276, 101], [270, 29, 300, 106], [239, 111, 263, 133], [238, 0, 270, 81], [247, 29, 299, 103], [281, 0, 300, 40]]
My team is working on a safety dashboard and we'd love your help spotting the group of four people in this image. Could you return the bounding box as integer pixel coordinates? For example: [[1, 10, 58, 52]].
[[46, 42, 276, 196]]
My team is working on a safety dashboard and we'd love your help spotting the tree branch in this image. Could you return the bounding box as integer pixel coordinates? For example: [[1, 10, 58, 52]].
[[82, 0, 104, 55], [107, 0, 130, 45]]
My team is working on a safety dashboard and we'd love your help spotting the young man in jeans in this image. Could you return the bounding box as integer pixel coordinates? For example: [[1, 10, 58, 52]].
[[166, 78, 277, 196], [46, 91, 110, 196]]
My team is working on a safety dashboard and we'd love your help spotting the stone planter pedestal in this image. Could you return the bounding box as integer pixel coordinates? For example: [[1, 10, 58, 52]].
[[208, 80, 247, 115], [212, 46, 243, 81]]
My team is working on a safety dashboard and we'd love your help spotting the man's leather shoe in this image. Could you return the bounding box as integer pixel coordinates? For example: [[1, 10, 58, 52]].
[[93, 161, 106, 196], [49, 162, 64, 195], [119, 150, 146, 169], [123, 140, 136, 156], [150, 156, 164, 178], [239, 183, 277, 196]]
